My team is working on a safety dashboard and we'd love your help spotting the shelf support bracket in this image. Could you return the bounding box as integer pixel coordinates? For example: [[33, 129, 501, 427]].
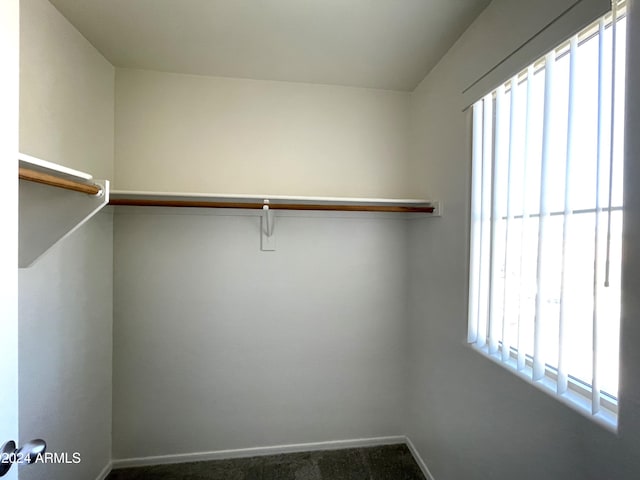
[[261, 200, 276, 251]]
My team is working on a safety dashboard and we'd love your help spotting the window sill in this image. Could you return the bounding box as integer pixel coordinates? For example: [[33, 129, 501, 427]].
[[466, 342, 618, 434]]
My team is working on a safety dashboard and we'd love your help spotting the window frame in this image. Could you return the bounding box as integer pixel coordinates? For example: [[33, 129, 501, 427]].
[[466, 2, 626, 432]]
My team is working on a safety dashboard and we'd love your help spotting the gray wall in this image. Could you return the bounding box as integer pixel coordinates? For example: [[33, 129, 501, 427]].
[[19, 212, 114, 480], [18, 1, 114, 479], [114, 68, 411, 198], [406, 0, 640, 479], [19, 0, 114, 181], [112, 208, 407, 459]]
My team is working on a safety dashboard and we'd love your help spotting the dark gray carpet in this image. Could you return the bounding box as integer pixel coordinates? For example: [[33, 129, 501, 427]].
[[107, 444, 426, 480]]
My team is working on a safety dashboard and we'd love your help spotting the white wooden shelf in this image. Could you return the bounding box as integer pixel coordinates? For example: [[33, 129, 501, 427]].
[[18, 153, 110, 267], [110, 190, 440, 252], [19, 153, 93, 182], [109, 190, 441, 214]]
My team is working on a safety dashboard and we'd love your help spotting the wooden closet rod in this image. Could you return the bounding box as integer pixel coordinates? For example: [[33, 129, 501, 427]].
[[19, 167, 102, 195], [109, 198, 435, 213]]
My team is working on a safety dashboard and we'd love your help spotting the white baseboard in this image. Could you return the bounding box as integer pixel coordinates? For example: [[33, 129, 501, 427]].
[[404, 436, 435, 480], [111, 435, 406, 470], [95, 461, 113, 480]]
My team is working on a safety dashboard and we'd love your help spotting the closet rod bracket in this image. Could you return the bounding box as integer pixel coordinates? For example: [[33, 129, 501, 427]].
[[261, 200, 276, 251]]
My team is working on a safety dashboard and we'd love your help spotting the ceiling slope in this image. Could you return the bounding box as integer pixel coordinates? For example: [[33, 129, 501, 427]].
[[49, 0, 490, 91]]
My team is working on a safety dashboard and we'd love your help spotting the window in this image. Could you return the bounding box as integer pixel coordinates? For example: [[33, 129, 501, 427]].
[[467, 1, 626, 429]]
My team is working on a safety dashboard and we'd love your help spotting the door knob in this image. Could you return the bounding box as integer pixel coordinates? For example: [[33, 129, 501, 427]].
[[0, 439, 47, 477]]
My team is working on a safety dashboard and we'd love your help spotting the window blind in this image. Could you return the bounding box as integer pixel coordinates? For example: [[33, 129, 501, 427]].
[[468, 1, 625, 425]]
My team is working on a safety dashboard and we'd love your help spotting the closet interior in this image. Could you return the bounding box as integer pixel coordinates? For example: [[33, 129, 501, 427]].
[[13, 1, 640, 480]]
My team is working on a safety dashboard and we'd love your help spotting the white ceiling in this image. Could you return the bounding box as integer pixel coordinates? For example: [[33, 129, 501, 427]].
[[49, 0, 490, 92]]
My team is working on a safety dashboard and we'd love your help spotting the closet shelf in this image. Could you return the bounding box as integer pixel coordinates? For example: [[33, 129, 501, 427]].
[[19, 167, 103, 195], [109, 191, 440, 214], [19, 153, 93, 180], [18, 153, 110, 268]]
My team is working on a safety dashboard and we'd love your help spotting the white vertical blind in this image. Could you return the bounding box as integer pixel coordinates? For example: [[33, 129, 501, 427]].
[[517, 64, 536, 373], [533, 50, 555, 382], [489, 85, 507, 355], [558, 36, 579, 395], [604, 0, 619, 289], [468, 104, 484, 344], [467, 2, 625, 422], [502, 75, 519, 363], [476, 93, 493, 349], [591, 17, 604, 415]]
